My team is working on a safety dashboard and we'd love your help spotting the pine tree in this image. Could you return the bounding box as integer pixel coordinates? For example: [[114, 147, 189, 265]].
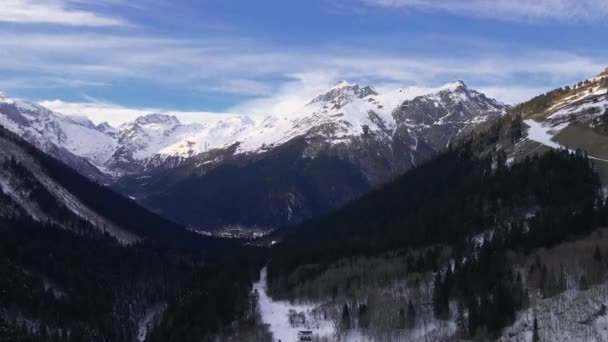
[[579, 275, 589, 290], [456, 302, 467, 337], [398, 307, 406, 329], [406, 301, 416, 329], [432, 271, 449, 319], [432, 271, 442, 317], [341, 303, 350, 330], [466, 296, 479, 339], [557, 264, 567, 293], [533, 317, 540, 342], [594, 245, 602, 263]]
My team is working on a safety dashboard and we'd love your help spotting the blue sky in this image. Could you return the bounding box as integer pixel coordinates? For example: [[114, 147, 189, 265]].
[[1, 0, 607, 123]]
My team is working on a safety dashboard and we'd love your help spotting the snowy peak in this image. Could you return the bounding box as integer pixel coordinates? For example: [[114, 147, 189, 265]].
[[332, 80, 357, 89], [439, 80, 466, 92], [0, 80, 507, 179], [96, 121, 119, 137], [133, 113, 180, 126], [308, 81, 378, 107]]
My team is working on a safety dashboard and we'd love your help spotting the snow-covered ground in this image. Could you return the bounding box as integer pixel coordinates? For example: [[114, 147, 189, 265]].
[[524, 119, 608, 163], [500, 285, 608, 342], [523, 119, 569, 150], [253, 267, 458, 342], [137, 303, 167, 342], [253, 267, 336, 341]]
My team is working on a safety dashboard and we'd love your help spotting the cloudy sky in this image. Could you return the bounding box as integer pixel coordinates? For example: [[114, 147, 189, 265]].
[[0, 0, 607, 123]]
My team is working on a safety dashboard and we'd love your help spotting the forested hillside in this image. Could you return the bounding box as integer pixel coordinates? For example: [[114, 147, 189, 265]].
[[265, 121, 608, 339], [0, 124, 269, 342], [270, 148, 601, 279]]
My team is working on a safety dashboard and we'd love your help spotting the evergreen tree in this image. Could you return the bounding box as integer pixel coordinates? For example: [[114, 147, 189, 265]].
[[341, 303, 350, 330], [432, 271, 449, 319], [406, 301, 416, 329], [456, 302, 467, 337], [533, 317, 540, 342], [398, 308, 406, 329], [579, 275, 589, 290], [594, 245, 603, 263]]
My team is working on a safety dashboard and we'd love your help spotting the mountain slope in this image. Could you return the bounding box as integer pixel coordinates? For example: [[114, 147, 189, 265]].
[[0, 82, 507, 231], [114, 81, 507, 231], [0, 123, 224, 251], [0, 81, 507, 181], [0, 121, 268, 342], [0, 92, 113, 180], [264, 128, 605, 342], [257, 68, 608, 341], [472, 68, 608, 179]]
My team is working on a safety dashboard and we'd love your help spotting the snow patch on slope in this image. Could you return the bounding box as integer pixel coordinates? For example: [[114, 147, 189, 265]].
[[524, 120, 569, 149], [253, 267, 335, 341]]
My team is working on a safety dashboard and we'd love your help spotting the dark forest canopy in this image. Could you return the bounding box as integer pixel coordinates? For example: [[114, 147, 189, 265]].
[[0, 124, 267, 342], [269, 147, 603, 284]]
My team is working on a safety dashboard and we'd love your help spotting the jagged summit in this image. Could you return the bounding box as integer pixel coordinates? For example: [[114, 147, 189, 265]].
[[0, 80, 507, 179], [309, 81, 379, 107], [0, 91, 15, 104], [332, 80, 357, 89], [441, 80, 466, 90], [133, 113, 180, 126]]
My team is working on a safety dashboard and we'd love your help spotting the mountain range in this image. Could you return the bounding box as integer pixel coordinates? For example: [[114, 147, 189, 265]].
[[0, 80, 508, 231], [2, 67, 608, 342]]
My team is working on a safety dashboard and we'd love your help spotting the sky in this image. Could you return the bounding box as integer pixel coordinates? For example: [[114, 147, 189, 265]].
[[0, 0, 607, 124]]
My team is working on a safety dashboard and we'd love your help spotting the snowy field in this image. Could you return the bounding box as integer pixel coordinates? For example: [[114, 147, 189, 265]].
[[253, 268, 336, 341], [500, 284, 608, 342], [524, 119, 608, 163], [253, 268, 456, 342]]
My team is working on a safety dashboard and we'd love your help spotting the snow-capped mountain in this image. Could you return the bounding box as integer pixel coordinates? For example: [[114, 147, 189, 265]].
[[0, 81, 507, 231], [112, 81, 508, 231], [0, 92, 115, 180], [0, 81, 507, 180]]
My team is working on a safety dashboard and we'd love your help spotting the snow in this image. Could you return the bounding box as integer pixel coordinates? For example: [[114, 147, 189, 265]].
[[0, 96, 117, 167], [500, 284, 608, 342], [253, 267, 336, 342], [137, 303, 167, 342], [0, 81, 504, 176], [56, 117, 117, 165], [549, 96, 608, 120], [524, 119, 608, 163], [524, 119, 568, 150]]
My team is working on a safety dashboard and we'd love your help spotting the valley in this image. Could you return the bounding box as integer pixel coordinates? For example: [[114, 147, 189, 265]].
[[3, 2, 608, 341], [0, 81, 508, 231], [1, 64, 608, 341]]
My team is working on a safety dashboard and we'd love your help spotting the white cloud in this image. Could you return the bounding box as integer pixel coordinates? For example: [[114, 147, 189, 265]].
[[197, 79, 276, 96], [1, 31, 603, 87], [229, 72, 341, 115], [0, 77, 111, 89], [362, 0, 608, 22], [477, 86, 553, 105], [0, 31, 605, 116], [39, 99, 236, 126], [0, 0, 129, 26]]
